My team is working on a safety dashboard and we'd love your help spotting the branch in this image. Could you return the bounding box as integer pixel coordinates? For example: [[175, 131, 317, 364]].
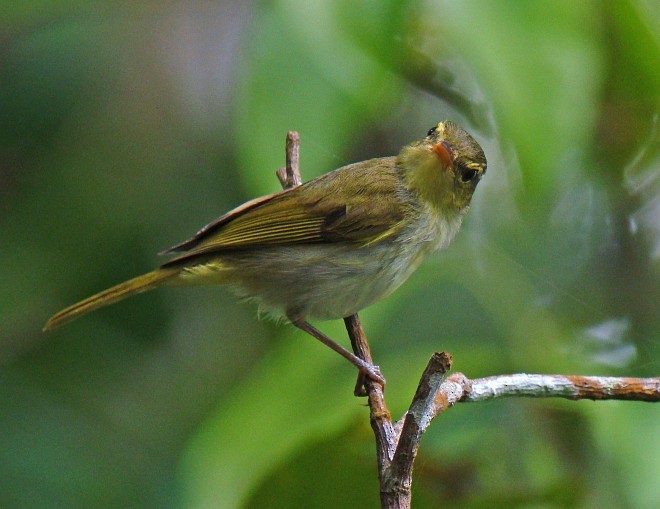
[[380, 362, 659, 508], [383, 353, 452, 507], [434, 372, 660, 413], [276, 131, 302, 188], [344, 314, 396, 479]]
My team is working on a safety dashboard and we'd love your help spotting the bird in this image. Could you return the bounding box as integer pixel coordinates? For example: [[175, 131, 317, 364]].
[[44, 121, 487, 385]]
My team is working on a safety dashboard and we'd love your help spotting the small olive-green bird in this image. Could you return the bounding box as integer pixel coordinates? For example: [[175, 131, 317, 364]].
[[44, 121, 486, 383]]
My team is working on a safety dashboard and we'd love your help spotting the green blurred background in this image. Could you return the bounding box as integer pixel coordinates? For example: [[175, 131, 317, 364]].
[[1, 1, 658, 508]]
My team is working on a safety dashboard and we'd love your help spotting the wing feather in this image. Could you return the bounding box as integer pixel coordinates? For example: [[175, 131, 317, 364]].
[[161, 157, 410, 267]]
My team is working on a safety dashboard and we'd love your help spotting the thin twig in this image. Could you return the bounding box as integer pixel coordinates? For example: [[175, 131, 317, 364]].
[[344, 315, 387, 396], [344, 315, 395, 476], [276, 131, 302, 188], [275, 134, 401, 504]]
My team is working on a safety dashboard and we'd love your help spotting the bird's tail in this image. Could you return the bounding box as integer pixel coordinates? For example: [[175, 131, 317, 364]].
[[43, 268, 179, 331]]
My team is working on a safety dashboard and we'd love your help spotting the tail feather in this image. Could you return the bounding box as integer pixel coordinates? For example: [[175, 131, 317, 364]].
[[43, 268, 178, 331]]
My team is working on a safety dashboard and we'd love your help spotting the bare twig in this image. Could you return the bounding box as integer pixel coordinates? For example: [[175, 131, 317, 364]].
[[436, 372, 660, 411], [274, 131, 659, 509], [344, 315, 396, 477], [276, 131, 302, 188], [383, 353, 452, 508]]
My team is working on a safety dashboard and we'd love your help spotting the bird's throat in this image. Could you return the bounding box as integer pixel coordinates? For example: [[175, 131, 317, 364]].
[[398, 147, 457, 213]]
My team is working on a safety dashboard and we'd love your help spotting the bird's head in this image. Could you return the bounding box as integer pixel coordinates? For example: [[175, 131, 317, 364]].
[[398, 121, 487, 212]]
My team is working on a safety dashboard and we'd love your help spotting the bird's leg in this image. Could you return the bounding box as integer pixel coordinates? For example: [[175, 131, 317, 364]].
[[343, 314, 373, 397], [290, 319, 385, 386]]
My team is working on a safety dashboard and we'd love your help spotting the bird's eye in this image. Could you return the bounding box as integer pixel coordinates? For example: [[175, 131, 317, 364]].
[[461, 169, 478, 182], [427, 126, 437, 137]]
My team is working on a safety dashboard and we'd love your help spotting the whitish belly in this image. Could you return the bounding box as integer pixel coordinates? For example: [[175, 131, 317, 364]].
[[180, 210, 462, 321]]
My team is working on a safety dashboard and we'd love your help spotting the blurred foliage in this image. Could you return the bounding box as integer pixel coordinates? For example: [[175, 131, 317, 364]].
[[0, 1, 658, 508]]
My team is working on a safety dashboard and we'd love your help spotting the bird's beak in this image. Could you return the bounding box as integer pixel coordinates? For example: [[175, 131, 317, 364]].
[[432, 141, 454, 171]]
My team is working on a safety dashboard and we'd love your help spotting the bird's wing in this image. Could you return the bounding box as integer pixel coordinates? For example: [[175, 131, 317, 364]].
[[161, 158, 408, 266]]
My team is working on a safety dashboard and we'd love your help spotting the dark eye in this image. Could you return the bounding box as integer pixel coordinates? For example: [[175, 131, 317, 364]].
[[427, 126, 437, 137], [460, 169, 478, 182]]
